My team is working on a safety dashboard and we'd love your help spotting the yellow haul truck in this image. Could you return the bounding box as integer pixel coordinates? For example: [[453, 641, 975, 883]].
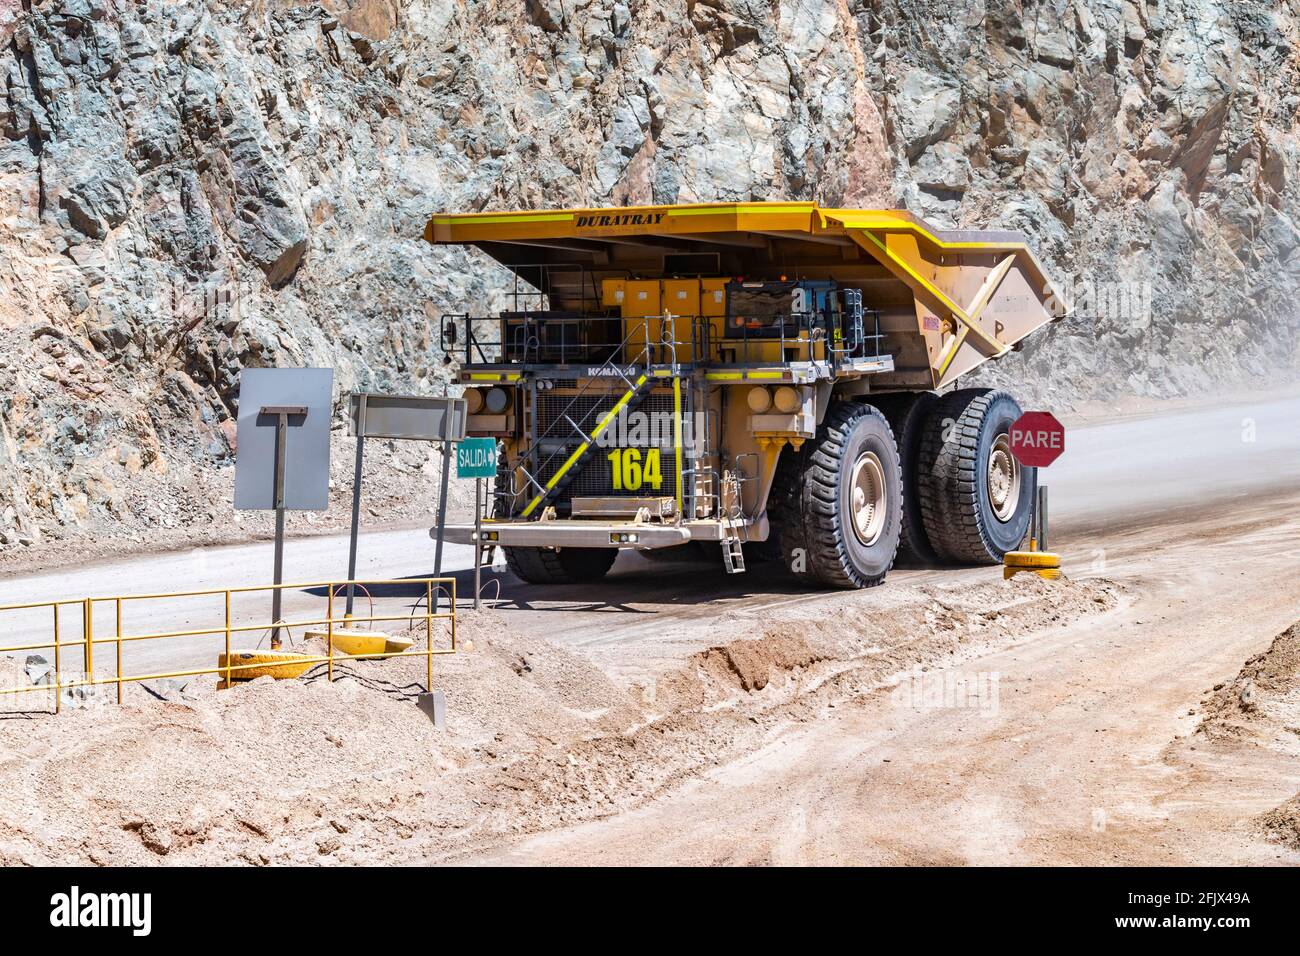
[[424, 203, 1063, 589]]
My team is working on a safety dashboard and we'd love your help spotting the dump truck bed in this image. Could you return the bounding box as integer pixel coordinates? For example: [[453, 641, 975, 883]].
[[424, 202, 1064, 389]]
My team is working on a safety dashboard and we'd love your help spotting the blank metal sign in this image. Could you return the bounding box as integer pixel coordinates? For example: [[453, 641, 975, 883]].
[[234, 368, 334, 510], [348, 393, 467, 442]]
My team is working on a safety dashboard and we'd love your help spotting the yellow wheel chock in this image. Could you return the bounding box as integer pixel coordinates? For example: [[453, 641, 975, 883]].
[[1003, 547, 1062, 581], [1004, 565, 1061, 581], [306, 629, 414, 659], [217, 649, 315, 687], [1002, 550, 1061, 570]]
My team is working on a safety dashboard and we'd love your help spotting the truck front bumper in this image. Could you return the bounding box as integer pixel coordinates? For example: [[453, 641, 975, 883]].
[[432, 520, 692, 549], [430, 514, 771, 549]]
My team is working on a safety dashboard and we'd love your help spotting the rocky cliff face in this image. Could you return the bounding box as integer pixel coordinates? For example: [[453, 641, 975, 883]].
[[1, 0, 1297, 549]]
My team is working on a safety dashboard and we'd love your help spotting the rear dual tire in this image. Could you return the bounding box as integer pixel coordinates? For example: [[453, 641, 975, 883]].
[[873, 391, 940, 566], [917, 388, 1034, 564]]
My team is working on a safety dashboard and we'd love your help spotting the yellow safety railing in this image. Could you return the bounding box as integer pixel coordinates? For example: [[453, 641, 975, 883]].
[[0, 578, 456, 714]]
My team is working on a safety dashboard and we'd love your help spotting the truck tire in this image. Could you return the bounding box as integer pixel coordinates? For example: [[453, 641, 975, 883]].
[[770, 402, 903, 589], [917, 388, 1033, 564], [503, 546, 617, 584], [872, 391, 940, 566]]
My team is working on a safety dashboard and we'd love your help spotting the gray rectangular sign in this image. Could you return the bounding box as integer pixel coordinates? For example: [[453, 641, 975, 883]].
[[234, 368, 333, 511], [348, 393, 467, 442]]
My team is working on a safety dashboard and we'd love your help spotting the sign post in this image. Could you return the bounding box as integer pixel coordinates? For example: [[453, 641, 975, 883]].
[[264, 404, 305, 644], [1009, 410, 1065, 551], [457, 438, 498, 610], [347, 393, 467, 613], [234, 368, 334, 647], [345, 396, 368, 618], [1004, 411, 1065, 580], [435, 429, 451, 579]]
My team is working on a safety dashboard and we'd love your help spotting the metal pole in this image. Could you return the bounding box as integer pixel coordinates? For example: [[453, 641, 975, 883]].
[[673, 375, 684, 519], [1028, 467, 1039, 552], [473, 477, 483, 611], [1037, 483, 1049, 552], [224, 590, 231, 689], [83, 598, 93, 680], [345, 431, 365, 618], [115, 597, 122, 705], [271, 411, 288, 649], [53, 603, 60, 714], [433, 423, 451, 585], [327, 584, 334, 683]]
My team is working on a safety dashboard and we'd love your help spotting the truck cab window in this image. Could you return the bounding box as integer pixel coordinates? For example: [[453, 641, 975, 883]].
[[726, 281, 802, 338]]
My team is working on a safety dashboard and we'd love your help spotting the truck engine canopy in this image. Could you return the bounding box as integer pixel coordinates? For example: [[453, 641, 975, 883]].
[[424, 202, 1065, 389]]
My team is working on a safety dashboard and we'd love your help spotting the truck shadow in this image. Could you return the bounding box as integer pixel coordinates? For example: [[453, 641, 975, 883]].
[[301, 552, 822, 615], [299, 547, 949, 615]]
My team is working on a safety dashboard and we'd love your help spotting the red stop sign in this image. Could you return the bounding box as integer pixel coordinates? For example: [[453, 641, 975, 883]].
[[1009, 412, 1065, 467]]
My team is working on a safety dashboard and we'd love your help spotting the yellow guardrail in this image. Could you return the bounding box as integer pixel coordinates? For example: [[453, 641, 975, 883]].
[[0, 578, 456, 713]]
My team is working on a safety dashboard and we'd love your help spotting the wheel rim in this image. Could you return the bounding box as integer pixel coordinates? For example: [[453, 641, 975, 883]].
[[849, 451, 887, 546], [988, 433, 1021, 522]]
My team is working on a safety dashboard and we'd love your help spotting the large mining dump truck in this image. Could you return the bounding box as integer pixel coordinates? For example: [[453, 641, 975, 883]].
[[424, 203, 1063, 589]]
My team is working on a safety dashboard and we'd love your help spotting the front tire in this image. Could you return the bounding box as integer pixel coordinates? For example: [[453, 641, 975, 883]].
[[503, 547, 617, 584], [917, 388, 1033, 564], [770, 402, 903, 589]]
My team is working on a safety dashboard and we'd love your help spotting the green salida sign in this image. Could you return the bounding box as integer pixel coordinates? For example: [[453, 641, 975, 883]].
[[456, 438, 497, 479]]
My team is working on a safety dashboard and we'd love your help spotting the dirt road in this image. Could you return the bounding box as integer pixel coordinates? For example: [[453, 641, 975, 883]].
[[472, 492, 1300, 864], [459, 394, 1300, 864], [2, 394, 1297, 865]]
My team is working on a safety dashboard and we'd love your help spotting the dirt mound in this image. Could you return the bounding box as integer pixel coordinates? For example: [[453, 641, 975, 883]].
[[697, 633, 825, 693], [0, 612, 642, 865], [1198, 622, 1300, 742], [1200, 622, 1300, 857], [0, 576, 1123, 864], [1257, 795, 1300, 851]]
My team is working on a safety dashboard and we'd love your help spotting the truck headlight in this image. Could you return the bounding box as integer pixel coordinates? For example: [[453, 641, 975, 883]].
[[773, 386, 801, 414]]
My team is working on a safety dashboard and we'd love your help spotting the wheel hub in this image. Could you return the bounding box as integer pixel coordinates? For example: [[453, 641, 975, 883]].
[[988, 433, 1021, 522], [849, 451, 887, 546]]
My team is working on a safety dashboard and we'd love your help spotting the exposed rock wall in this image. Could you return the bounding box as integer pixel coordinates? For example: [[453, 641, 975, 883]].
[[1, 0, 1297, 547]]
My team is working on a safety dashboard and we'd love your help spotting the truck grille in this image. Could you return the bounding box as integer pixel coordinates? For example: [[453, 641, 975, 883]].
[[532, 388, 679, 511]]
